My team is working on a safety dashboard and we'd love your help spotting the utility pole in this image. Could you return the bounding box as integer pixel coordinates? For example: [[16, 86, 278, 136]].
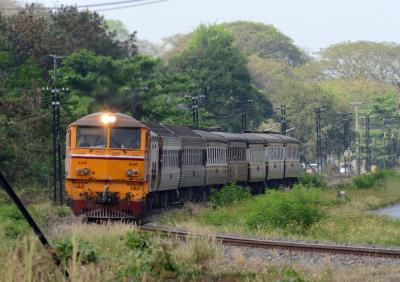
[[129, 86, 149, 119], [184, 92, 205, 128], [365, 115, 371, 172], [342, 112, 352, 174], [350, 102, 363, 175], [44, 55, 67, 205], [396, 82, 400, 167], [314, 108, 326, 173], [384, 115, 395, 168], [275, 105, 291, 135]]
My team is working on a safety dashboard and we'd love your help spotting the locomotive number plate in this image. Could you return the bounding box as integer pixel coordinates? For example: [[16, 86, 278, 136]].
[[129, 162, 138, 167]]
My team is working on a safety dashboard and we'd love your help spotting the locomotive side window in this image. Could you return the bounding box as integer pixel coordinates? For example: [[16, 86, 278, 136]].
[[110, 128, 141, 149], [76, 127, 106, 148], [67, 129, 71, 147]]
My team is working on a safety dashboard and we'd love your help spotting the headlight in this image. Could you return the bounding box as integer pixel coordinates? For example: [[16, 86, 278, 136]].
[[126, 169, 139, 177], [100, 113, 116, 124], [76, 168, 90, 175]]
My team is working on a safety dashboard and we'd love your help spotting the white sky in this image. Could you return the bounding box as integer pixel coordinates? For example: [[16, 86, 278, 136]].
[[22, 0, 400, 52]]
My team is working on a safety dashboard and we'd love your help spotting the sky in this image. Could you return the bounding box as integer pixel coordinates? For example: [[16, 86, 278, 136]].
[[23, 0, 400, 52]]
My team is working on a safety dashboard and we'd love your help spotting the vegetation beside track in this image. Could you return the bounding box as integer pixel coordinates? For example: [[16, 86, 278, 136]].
[[158, 170, 400, 247], [0, 171, 400, 281]]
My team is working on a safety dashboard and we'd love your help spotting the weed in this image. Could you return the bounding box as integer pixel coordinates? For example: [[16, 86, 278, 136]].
[[352, 169, 397, 189], [55, 238, 98, 264], [298, 172, 327, 188], [125, 231, 151, 251], [210, 182, 251, 207], [247, 185, 324, 232]]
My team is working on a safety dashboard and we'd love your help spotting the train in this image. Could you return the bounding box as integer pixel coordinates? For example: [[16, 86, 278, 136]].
[[65, 112, 302, 220]]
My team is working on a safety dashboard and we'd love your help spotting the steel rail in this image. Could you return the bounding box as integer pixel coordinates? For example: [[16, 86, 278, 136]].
[[139, 225, 400, 258]]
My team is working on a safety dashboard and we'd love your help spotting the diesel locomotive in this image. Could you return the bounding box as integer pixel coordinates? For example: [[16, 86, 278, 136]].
[[65, 112, 301, 220]]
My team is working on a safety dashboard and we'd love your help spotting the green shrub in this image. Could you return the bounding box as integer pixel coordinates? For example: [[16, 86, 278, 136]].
[[55, 239, 98, 264], [210, 182, 251, 207], [247, 185, 323, 232], [352, 169, 397, 189], [125, 231, 151, 251], [0, 204, 28, 238], [298, 172, 327, 188], [118, 242, 182, 280]]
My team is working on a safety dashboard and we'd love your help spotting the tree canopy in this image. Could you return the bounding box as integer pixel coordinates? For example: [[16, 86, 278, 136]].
[[224, 21, 309, 66], [170, 24, 273, 131]]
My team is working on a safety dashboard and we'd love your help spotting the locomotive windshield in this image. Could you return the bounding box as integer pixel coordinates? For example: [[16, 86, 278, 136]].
[[76, 127, 106, 148], [110, 128, 141, 149]]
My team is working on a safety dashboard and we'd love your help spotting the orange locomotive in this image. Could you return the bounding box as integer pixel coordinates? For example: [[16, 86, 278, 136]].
[[65, 112, 150, 219]]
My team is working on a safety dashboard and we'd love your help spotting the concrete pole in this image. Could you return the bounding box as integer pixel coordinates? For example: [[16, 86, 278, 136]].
[[351, 102, 363, 175]]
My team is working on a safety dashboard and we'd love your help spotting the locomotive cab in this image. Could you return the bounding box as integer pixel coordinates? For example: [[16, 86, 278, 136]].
[[65, 112, 150, 219]]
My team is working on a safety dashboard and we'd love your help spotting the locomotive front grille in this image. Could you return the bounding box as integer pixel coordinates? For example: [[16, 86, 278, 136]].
[[86, 208, 133, 219]]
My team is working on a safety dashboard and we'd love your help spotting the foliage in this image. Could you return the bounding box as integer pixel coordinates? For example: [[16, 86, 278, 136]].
[[210, 182, 251, 207], [0, 6, 138, 185], [0, 204, 28, 238], [170, 24, 273, 131], [247, 185, 324, 232], [224, 21, 309, 66], [60, 49, 191, 123], [352, 169, 397, 189], [125, 231, 151, 251], [298, 173, 327, 188], [55, 239, 98, 264], [318, 41, 400, 83]]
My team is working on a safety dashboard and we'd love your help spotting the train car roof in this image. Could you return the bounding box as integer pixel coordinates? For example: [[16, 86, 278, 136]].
[[269, 134, 300, 144], [241, 133, 267, 144], [142, 122, 176, 137], [252, 133, 285, 143], [69, 112, 145, 128], [211, 132, 247, 142], [193, 130, 228, 142], [164, 124, 200, 138]]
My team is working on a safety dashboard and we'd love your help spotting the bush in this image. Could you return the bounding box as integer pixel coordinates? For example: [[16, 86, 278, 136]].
[[55, 239, 98, 264], [247, 185, 323, 232], [352, 169, 396, 189], [125, 231, 151, 251], [298, 173, 327, 188], [210, 182, 251, 207], [0, 204, 28, 238]]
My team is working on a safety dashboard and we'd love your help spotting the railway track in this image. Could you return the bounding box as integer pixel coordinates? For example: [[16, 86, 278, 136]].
[[139, 225, 400, 259]]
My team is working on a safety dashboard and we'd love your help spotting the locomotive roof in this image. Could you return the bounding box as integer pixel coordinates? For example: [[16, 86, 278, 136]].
[[164, 124, 200, 138], [211, 132, 247, 142], [142, 122, 176, 137], [193, 130, 228, 142], [241, 133, 267, 144], [69, 112, 145, 128]]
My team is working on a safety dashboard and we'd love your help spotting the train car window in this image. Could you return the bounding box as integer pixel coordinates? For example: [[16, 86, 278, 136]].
[[76, 127, 106, 148], [110, 128, 140, 149]]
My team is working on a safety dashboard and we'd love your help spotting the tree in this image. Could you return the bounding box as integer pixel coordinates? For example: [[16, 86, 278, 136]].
[[169, 24, 273, 131], [105, 19, 131, 42], [224, 21, 309, 66], [0, 6, 137, 71], [60, 49, 190, 123], [318, 41, 400, 83]]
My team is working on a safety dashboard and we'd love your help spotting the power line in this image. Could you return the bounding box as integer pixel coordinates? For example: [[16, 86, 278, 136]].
[[0, 0, 170, 11], [94, 0, 170, 12]]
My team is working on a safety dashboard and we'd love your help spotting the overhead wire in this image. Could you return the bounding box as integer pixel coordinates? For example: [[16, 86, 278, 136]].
[[0, 0, 171, 11], [94, 0, 170, 12]]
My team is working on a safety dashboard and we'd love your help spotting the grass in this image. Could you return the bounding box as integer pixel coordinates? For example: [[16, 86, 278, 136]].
[[158, 172, 400, 247], [1, 175, 400, 281]]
